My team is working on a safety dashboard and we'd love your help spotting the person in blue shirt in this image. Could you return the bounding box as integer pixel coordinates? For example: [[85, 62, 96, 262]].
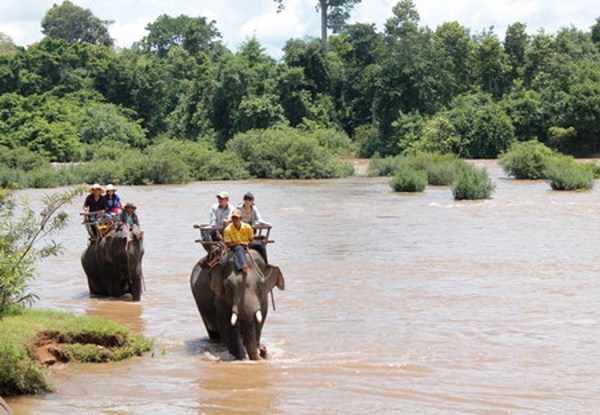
[[105, 184, 123, 217]]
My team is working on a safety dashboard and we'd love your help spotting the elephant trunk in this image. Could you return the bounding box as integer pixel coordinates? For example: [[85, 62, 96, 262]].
[[240, 318, 260, 360]]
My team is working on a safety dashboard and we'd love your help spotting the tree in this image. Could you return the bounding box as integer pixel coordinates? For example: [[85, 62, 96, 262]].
[[141, 14, 221, 58], [591, 17, 600, 46], [41, 1, 113, 47], [504, 22, 529, 81], [0, 187, 83, 317], [274, 0, 362, 53]]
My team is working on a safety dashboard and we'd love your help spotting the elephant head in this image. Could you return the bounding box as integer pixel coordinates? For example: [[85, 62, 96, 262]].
[[209, 249, 284, 360]]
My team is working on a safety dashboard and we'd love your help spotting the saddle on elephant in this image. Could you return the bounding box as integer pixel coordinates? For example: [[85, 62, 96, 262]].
[[193, 223, 274, 269]]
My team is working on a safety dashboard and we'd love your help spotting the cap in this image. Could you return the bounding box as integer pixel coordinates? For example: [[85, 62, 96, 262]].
[[124, 202, 137, 210], [231, 209, 242, 218], [243, 192, 255, 200], [216, 191, 230, 199]]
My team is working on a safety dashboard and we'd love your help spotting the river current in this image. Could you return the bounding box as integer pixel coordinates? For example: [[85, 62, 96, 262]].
[[6, 161, 600, 414]]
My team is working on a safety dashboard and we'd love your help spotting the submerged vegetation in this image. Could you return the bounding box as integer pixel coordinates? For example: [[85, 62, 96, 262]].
[[0, 308, 152, 396], [452, 165, 496, 200], [499, 140, 597, 190]]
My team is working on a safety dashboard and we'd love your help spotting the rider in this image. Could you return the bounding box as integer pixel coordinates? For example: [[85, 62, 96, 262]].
[[224, 209, 268, 273], [208, 191, 234, 241], [237, 192, 271, 227], [82, 183, 109, 240], [120, 202, 143, 240], [104, 184, 123, 217]]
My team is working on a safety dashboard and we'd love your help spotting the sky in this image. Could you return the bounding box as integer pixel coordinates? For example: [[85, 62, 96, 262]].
[[0, 0, 598, 58]]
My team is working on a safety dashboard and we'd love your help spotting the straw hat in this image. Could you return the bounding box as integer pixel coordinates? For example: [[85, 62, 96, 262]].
[[231, 209, 242, 218], [124, 202, 137, 210], [105, 184, 117, 192], [88, 183, 104, 193]]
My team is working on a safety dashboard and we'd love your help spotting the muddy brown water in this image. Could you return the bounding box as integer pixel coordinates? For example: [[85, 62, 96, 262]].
[[5, 161, 600, 414]]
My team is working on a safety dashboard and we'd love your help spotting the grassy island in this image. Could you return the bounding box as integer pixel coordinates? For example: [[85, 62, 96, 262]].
[[0, 308, 152, 396]]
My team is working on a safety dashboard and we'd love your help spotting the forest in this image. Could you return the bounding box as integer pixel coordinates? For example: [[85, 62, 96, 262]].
[[0, 0, 599, 185]]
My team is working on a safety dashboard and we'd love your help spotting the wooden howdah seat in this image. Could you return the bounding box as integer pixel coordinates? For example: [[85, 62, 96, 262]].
[[193, 223, 273, 268]]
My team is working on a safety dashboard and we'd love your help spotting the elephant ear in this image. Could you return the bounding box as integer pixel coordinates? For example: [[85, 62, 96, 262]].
[[264, 265, 285, 292], [209, 263, 225, 296]]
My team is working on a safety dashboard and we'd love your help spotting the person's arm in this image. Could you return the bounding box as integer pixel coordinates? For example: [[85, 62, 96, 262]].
[[83, 195, 90, 212], [253, 206, 271, 226], [133, 213, 140, 227], [209, 206, 217, 227], [116, 195, 123, 209]]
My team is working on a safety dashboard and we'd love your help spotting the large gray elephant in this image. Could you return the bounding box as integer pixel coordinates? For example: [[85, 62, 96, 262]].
[[81, 224, 144, 301], [190, 249, 285, 360]]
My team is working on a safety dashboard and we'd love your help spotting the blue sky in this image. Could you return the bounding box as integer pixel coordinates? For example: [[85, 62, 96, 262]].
[[0, 0, 597, 58]]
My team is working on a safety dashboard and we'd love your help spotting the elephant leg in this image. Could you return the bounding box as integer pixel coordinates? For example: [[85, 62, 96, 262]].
[[216, 310, 245, 360], [130, 276, 142, 302], [201, 310, 221, 340]]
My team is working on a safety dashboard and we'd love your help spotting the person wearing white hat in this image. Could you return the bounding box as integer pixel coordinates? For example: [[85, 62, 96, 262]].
[[208, 191, 234, 241], [104, 184, 123, 217], [83, 183, 108, 218]]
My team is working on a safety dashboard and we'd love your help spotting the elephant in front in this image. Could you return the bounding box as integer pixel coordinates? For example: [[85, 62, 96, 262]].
[[190, 249, 285, 360], [81, 224, 144, 301]]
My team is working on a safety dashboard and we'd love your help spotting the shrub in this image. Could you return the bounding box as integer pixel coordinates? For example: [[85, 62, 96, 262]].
[[390, 168, 427, 192], [226, 127, 353, 179], [368, 156, 404, 177], [452, 165, 495, 200], [0, 146, 48, 171], [499, 140, 556, 179], [404, 152, 468, 186], [544, 157, 594, 190]]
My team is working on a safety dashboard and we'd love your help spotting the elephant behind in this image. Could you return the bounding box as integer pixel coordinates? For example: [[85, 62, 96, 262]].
[[81, 224, 144, 301], [190, 249, 285, 360]]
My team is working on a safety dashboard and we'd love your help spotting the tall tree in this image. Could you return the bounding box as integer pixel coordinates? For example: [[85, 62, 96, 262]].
[[141, 14, 221, 58], [274, 0, 362, 53], [41, 1, 113, 47]]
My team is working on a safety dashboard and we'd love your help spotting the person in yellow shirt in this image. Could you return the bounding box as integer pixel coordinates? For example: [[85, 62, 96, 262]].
[[224, 209, 268, 273]]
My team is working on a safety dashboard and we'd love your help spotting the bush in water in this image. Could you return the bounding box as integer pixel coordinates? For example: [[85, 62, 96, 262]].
[[404, 152, 468, 186], [390, 167, 427, 192], [544, 156, 594, 190], [452, 165, 495, 200], [226, 127, 354, 179], [499, 140, 556, 179], [368, 155, 403, 177]]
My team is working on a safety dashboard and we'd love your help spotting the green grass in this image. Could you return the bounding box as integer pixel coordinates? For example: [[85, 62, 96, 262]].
[[0, 308, 152, 396]]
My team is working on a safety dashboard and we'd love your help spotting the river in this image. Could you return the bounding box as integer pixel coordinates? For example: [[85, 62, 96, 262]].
[[6, 161, 600, 414]]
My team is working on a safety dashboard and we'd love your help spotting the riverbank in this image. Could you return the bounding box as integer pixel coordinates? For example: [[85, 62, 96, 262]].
[[0, 308, 152, 397]]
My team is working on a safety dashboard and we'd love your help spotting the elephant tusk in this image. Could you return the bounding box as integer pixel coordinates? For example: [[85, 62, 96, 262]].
[[255, 310, 263, 324], [230, 312, 238, 326]]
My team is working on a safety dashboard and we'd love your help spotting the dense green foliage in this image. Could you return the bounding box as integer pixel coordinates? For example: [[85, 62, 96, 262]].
[[226, 127, 354, 179], [545, 157, 595, 190], [390, 168, 427, 192], [452, 165, 496, 200], [0, 308, 152, 395], [0, 0, 598, 172], [499, 140, 557, 179]]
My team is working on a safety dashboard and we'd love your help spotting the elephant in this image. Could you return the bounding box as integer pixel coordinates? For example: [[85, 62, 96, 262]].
[[81, 224, 144, 301], [190, 248, 285, 360]]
